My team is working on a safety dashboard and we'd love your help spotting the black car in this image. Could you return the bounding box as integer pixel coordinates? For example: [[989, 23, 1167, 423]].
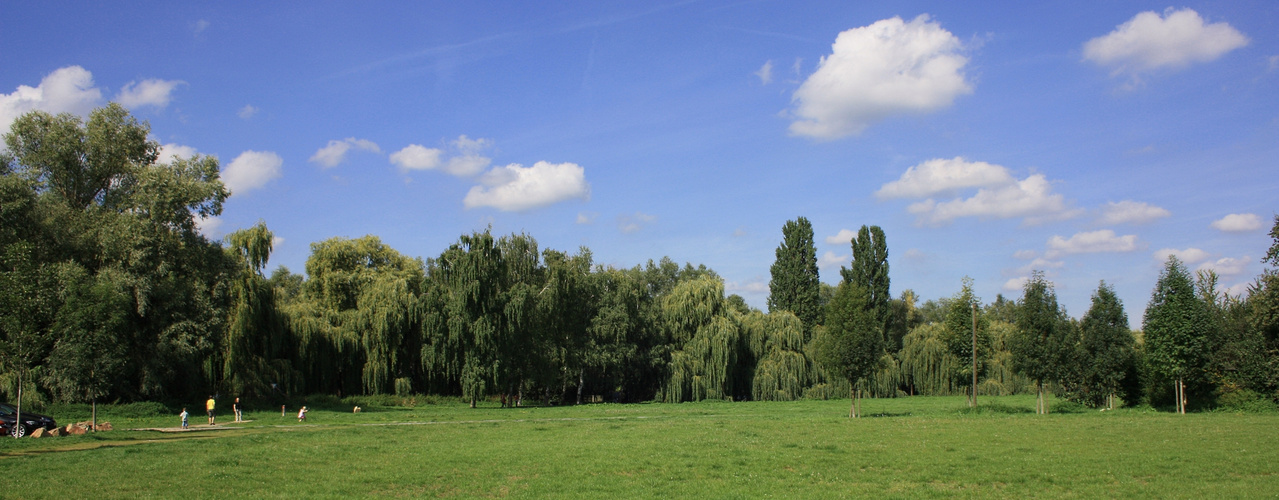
[[0, 403, 57, 437]]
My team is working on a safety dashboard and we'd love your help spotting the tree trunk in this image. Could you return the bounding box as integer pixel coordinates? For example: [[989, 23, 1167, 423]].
[[92, 399, 97, 432], [848, 385, 856, 418], [1178, 378, 1187, 414], [576, 369, 584, 405], [14, 372, 21, 439]]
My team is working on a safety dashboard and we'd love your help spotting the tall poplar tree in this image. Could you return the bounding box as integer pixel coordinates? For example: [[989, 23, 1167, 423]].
[[768, 217, 820, 340], [841, 225, 890, 336]]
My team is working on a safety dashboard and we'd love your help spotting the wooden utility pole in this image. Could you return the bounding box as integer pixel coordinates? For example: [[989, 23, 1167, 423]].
[[970, 302, 977, 408]]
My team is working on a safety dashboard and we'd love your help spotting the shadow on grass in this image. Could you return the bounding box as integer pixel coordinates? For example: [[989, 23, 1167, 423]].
[[0, 430, 242, 459], [953, 403, 1035, 415]]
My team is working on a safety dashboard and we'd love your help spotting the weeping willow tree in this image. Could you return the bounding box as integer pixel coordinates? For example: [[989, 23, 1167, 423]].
[[865, 352, 903, 398], [662, 277, 746, 402], [744, 311, 810, 401], [285, 300, 352, 396], [220, 222, 299, 397], [900, 323, 962, 395], [983, 321, 1033, 396], [357, 275, 418, 395], [421, 230, 507, 407], [295, 234, 424, 396]]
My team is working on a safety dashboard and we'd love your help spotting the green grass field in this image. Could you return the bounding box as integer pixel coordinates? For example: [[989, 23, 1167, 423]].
[[1, 396, 1275, 498]]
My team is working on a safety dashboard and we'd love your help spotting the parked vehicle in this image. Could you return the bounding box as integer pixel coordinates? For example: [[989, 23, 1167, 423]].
[[0, 403, 57, 437]]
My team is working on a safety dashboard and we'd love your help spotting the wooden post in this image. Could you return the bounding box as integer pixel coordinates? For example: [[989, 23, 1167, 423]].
[[970, 302, 977, 408]]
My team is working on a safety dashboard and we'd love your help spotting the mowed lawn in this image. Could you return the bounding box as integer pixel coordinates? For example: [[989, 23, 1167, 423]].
[[1, 396, 1275, 498]]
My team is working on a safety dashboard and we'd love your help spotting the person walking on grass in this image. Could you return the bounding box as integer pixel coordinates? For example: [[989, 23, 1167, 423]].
[[206, 396, 216, 425], [233, 397, 243, 422], [180, 408, 189, 429], [298, 406, 307, 422]]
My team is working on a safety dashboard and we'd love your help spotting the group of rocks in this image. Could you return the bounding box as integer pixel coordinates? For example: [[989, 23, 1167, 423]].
[[28, 421, 113, 438]]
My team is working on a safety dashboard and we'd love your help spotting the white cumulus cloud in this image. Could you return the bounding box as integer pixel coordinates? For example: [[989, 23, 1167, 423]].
[[157, 143, 199, 164], [444, 135, 493, 177], [389, 144, 443, 171], [393, 135, 493, 177], [907, 174, 1076, 226], [1198, 256, 1249, 278], [1046, 230, 1141, 258], [309, 138, 381, 168], [463, 161, 590, 212], [223, 150, 283, 195], [1, 66, 103, 134], [238, 105, 258, 119], [789, 15, 971, 139], [880, 157, 1078, 226], [819, 251, 849, 269], [824, 229, 858, 245], [1211, 213, 1263, 233], [115, 79, 184, 109], [195, 214, 224, 238], [1083, 8, 1248, 76], [1098, 200, 1170, 225], [1153, 247, 1212, 264], [1003, 276, 1030, 292], [876, 157, 1014, 199]]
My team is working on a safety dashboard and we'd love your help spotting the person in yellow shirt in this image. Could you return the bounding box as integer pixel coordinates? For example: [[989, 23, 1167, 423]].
[[206, 396, 216, 426]]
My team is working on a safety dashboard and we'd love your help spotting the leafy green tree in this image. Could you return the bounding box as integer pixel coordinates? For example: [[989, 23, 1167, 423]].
[[540, 248, 596, 404], [939, 277, 990, 406], [884, 289, 920, 354], [841, 225, 890, 334], [812, 281, 883, 417], [1009, 271, 1072, 414], [301, 235, 423, 395], [744, 311, 808, 401], [663, 276, 742, 402], [1144, 256, 1212, 413], [586, 266, 651, 401], [5, 103, 156, 210], [1075, 282, 1135, 409], [4, 104, 230, 401], [219, 222, 299, 397], [899, 323, 961, 396], [43, 264, 130, 427], [768, 217, 820, 340]]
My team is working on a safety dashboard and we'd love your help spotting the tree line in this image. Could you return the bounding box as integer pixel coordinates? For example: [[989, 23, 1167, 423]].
[[2, 105, 1277, 414]]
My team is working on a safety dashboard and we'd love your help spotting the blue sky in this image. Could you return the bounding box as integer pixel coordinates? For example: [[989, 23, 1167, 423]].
[[4, 1, 1277, 322]]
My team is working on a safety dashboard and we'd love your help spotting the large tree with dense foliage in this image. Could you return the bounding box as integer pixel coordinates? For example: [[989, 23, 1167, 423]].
[[1009, 271, 1073, 414], [939, 277, 990, 405], [812, 281, 883, 417], [2, 104, 230, 403], [768, 217, 820, 340], [1073, 282, 1135, 409], [1144, 256, 1212, 413]]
